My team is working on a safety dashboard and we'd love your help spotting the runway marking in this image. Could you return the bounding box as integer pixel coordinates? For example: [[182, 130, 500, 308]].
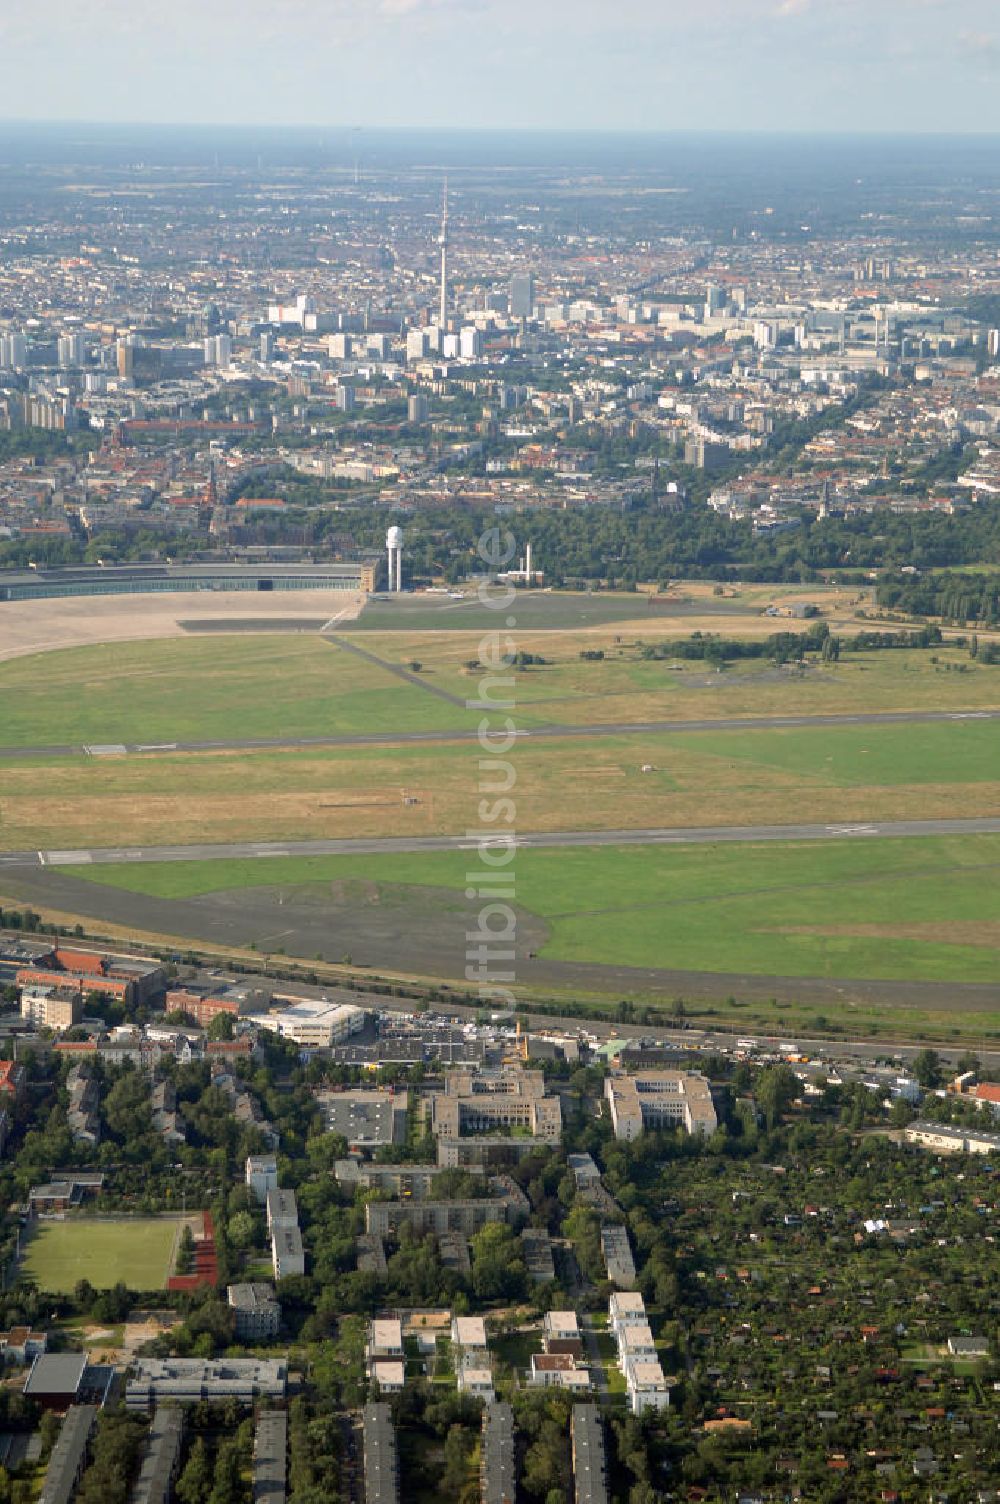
[[44, 850, 94, 865], [825, 824, 879, 836], [84, 744, 127, 757]]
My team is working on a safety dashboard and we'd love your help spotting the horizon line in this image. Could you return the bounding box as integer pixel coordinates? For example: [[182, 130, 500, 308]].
[[2, 118, 1000, 142]]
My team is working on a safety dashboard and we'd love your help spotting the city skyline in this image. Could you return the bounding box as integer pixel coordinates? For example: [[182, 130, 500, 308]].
[[1, 0, 999, 135]]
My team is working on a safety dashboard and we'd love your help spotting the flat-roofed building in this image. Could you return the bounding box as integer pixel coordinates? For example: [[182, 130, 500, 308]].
[[20, 986, 82, 1032], [605, 1070, 716, 1140], [367, 1319, 404, 1367], [609, 1291, 647, 1336], [335, 1161, 480, 1198], [363, 1403, 399, 1504], [270, 1225, 304, 1280], [437, 1135, 549, 1168], [370, 1360, 405, 1394], [904, 1120, 1000, 1154], [521, 1227, 556, 1283], [125, 1359, 287, 1409], [252, 998, 365, 1048], [572, 1405, 609, 1504], [228, 1284, 281, 1341], [365, 1198, 508, 1239], [25, 1353, 88, 1410], [543, 1311, 582, 1358], [431, 1066, 561, 1142], [451, 1316, 488, 1370], [246, 1155, 279, 1205], [319, 1090, 407, 1148], [457, 1366, 495, 1402], [529, 1354, 590, 1391], [567, 1153, 601, 1191], [265, 1189, 298, 1234], [600, 1224, 637, 1289], [618, 1322, 657, 1375], [626, 1360, 670, 1414]]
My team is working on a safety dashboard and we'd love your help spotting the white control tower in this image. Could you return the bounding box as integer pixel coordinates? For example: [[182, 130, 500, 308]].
[[386, 525, 403, 593]]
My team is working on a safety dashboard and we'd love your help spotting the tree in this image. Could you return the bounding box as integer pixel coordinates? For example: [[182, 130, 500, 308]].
[[206, 1012, 235, 1042], [755, 1064, 799, 1129], [227, 1210, 257, 1249], [913, 1048, 943, 1089], [176, 1439, 212, 1504]]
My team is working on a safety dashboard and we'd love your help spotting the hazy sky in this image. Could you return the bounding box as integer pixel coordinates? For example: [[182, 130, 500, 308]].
[[2, 0, 1000, 134]]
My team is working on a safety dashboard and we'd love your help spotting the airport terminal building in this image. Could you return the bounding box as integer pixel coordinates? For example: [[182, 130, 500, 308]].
[[0, 561, 375, 602]]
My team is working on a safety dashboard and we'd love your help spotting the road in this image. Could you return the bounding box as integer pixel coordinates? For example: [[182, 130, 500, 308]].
[[2, 815, 1000, 870], [1, 705, 998, 762]]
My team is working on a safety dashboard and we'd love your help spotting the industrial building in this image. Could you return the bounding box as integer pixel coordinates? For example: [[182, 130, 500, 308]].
[[251, 998, 365, 1048], [905, 1120, 1000, 1154]]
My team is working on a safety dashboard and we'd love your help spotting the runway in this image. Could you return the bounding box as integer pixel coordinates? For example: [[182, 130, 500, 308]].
[[2, 815, 1000, 870], [0, 705, 997, 762]]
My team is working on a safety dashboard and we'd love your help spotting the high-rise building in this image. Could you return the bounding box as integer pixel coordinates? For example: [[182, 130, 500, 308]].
[[438, 180, 449, 329], [510, 272, 534, 320], [703, 284, 725, 320], [116, 339, 135, 381], [57, 333, 85, 368], [260, 331, 275, 364], [204, 334, 232, 368], [407, 394, 429, 424], [459, 327, 483, 361], [335, 385, 355, 412], [406, 329, 430, 363], [0, 333, 27, 369]]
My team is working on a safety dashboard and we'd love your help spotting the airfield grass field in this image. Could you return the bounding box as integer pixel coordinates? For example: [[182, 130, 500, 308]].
[[4, 586, 1000, 1009], [62, 834, 1000, 988], [21, 1216, 183, 1294], [4, 719, 1000, 849], [4, 597, 1000, 750]]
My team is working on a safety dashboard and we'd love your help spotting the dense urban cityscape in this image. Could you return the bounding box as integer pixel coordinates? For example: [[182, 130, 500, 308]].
[[1, 96, 1000, 1504]]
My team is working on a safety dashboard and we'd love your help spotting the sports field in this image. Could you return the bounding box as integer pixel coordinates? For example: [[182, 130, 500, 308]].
[[61, 833, 1000, 987], [21, 1216, 184, 1294]]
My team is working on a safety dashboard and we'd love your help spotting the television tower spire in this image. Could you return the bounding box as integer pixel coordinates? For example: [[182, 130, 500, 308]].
[[438, 177, 449, 330]]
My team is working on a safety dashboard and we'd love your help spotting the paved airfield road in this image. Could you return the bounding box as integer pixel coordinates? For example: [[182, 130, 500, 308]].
[[0, 705, 997, 761], [2, 815, 1000, 870]]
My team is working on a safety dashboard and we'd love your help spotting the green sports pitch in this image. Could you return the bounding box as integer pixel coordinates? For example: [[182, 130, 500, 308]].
[[21, 1216, 184, 1294]]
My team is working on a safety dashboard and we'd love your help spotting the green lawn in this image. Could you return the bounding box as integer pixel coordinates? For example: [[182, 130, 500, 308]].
[[0, 636, 474, 747], [64, 833, 1000, 986], [673, 719, 1000, 786], [21, 1216, 184, 1293]]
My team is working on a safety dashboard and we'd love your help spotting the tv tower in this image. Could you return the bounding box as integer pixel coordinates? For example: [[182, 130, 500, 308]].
[[438, 178, 449, 330]]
